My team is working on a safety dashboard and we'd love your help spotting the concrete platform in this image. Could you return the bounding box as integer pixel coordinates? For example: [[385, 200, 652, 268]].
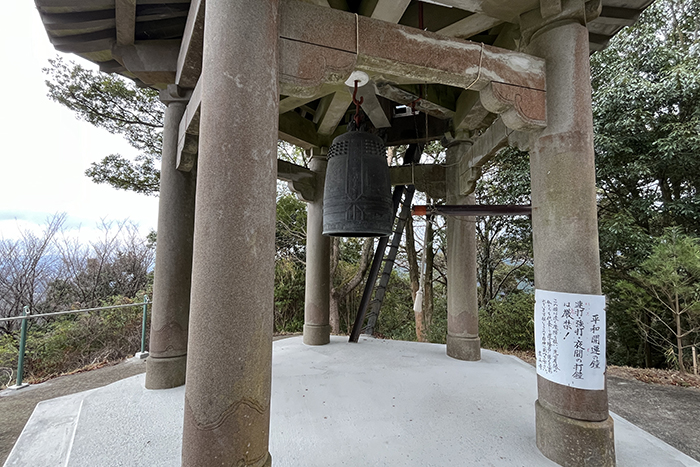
[[5, 336, 699, 466]]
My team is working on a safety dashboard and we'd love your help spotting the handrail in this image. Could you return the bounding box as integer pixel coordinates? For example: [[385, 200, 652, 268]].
[[0, 302, 148, 323], [3, 296, 150, 390]]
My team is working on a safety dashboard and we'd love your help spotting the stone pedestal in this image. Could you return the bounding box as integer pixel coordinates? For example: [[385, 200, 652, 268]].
[[536, 402, 616, 467], [525, 15, 616, 467], [146, 97, 196, 390], [303, 152, 331, 345], [181, 1, 278, 466], [445, 143, 481, 361]]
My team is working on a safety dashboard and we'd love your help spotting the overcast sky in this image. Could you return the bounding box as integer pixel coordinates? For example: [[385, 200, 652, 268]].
[[0, 3, 159, 241]]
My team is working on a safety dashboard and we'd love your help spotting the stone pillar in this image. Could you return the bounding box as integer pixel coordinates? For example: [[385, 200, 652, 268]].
[[145, 91, 196, 390], [445, 143, 481, 361], [181, 1, 278, 466], [524, 11, 616, 467], [303, 150, 331, 345]]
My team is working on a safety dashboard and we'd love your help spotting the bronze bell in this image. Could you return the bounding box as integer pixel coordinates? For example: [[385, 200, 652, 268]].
[[323, 130, 393, 237]]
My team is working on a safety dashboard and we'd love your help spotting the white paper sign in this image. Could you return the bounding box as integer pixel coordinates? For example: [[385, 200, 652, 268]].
[[534, 289, 606, 390]]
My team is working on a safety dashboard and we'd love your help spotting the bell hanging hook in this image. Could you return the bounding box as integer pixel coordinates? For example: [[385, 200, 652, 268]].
[[352, 80, 364, 127]]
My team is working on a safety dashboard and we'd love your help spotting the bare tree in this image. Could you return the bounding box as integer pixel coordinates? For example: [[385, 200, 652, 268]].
[[329, 238, 374, 334], [0, 214, 65, 333], [53, 220, 154, 308]]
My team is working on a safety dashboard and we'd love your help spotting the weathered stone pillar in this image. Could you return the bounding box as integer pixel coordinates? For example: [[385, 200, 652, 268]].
[[445, 143, 481, 361], [523, 7, 616, 466], [181, 1, 278, 466], [145, 91, 196, 390], [303, 150, 331, 345]]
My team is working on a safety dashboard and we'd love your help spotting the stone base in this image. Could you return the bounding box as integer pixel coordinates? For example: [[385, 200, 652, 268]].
[[7, 382, 29, 390], [303, 324, 330, 345], [145, 355, 186, 389], [536, 400, 616, 467], [446, 335, 481, 361]]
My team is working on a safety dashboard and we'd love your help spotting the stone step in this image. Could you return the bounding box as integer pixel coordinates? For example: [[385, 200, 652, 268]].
[[3, 390, 93, 467]]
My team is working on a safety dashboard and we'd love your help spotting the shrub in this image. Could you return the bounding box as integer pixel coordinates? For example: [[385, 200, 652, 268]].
[[0, 297, 149, 388], [479, 291, 535, 351]]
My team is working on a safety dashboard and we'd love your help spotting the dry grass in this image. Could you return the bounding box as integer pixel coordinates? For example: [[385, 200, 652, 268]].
[[24, 359, 121, 385], [606, 366, 700, 389]]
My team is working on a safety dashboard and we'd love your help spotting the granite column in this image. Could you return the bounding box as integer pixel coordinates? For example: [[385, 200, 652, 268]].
[[181, 1, 278, 465], [146, 91, 196, 389], [303, 150, 331, 345], [445, 143, 481, 361], [525, 15, 616, 467]]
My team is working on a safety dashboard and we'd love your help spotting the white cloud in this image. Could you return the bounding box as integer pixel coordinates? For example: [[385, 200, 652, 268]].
[[0, 3, 159, 241]]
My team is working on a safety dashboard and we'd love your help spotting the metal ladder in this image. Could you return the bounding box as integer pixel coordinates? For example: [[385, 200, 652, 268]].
[[363, 185, 415, 335], [349, 144, 422, 342]]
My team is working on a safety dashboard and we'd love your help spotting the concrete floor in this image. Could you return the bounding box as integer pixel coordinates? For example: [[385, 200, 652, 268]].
[[4, 336, 699, 467], [0, 358, 149, 465]]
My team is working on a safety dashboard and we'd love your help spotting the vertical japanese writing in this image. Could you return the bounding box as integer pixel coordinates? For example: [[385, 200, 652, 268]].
[[572, 300, 585, 380], [537, 298, 560, 374], [551, 299, 559, 372], [538, 299, 546, 373], [535, 290, 606, 390], [590, 314, 601, 370]]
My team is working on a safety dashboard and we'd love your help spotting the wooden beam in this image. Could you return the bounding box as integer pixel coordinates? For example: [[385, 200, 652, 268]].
[[298, 0, 330, 6], [453, 90, 491, 130], [359, 0, 412, 23], [295, 0, 350, 8], [314, 91, 353, 136], [595, 6, 641, 26], [385, 113, 449, 146], [112, 40, 180, 87], [277, 160, 317, 202], [350, 83, 391, 128], [279, 111, 321, 149], [176, 81, 202, 171], [436, 13, 502, 39], [458, 117, 511, 195], [540, 0, 562, 18], [280, 94, 321, 115], [374, 83, 456, 120], [390, 164, 446, 199], [176, 81, 324, 171], [492, 22, 520, 50], [414, 0, 539, 22], [413, 204, 531, 217], [115, 0, 136, 46], [414, 0, 484, 14], [175, 0, 204, 89]]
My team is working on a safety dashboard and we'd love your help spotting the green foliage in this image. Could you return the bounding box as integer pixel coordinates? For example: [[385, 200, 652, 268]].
[[591, 0, 700, 367], [426, 283, 448, 344], [276, 194, 307, 262], [617, 228, 700, 370], [274, 259, 305, 333], [474, 147, 533, 308], [44, 57, 164, 194], [85, 153, 160, 195], [273, 193, 307, 332], [0, 298, 149, 387], [478, 292, 535, 351], [374, 272, 419, 342], [593, 0, 700, 242]]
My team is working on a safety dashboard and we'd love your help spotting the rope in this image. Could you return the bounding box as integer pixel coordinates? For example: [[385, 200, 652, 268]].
[[355, 13, 360, 55], [465, 42, 485, 90]]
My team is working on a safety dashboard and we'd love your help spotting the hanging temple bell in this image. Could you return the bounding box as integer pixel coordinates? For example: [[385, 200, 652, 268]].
[[322, 129, 393, 238]]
